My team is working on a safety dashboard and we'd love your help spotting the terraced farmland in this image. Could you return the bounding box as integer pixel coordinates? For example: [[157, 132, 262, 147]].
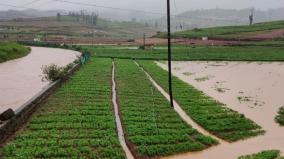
[[115, 59, 218, 158], [0, 58, 126, 158], [138, 60, 264, 142]]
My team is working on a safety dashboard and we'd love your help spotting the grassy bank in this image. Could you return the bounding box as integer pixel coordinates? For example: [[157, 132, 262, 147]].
[[0, 42, 30, 63]]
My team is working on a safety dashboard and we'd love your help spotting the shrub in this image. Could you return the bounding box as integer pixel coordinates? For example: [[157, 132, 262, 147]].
[[41, 64, 66, 82]]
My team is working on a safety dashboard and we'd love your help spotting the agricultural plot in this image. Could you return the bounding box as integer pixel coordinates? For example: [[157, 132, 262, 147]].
[[138, 61, 264, 142], [238, 150, 283, 159], [115, 59, 218, 158], [88, 45, 284, 61], [0, 58, 126, 158]]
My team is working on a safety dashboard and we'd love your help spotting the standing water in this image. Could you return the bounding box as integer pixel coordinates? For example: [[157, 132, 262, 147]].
[[0, 47, 80, 114]]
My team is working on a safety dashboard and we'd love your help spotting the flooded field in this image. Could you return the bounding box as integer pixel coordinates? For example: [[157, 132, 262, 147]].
[[0, 47, 80, 114], [157, 61, 284, 159]]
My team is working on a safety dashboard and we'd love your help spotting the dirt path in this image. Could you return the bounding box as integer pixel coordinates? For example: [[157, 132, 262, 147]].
[[157, 61, 284, 159], [0, 47, 80, 114], [112, 61, 134, 159], [248, 29, 284, 40], [134, 61, 225, 144], [135, 38, 242, 46]]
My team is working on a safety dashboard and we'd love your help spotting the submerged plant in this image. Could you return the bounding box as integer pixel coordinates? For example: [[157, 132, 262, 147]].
[[275, 106, 284, 126]]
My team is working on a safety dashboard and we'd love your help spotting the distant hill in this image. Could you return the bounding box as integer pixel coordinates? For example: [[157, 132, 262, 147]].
[[0, 9, 62, 20], [147, 8, 284, 31]]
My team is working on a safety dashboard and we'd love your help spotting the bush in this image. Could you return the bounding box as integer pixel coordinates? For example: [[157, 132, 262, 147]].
[[41, 64, 66, 82]]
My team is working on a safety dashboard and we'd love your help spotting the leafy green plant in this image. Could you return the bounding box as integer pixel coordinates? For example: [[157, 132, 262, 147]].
[[138, 60, 264, 142], [115, 59, 217, 158], [1, 58, 125, 158]]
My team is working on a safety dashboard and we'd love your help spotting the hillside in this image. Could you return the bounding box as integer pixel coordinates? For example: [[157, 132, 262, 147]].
[[156, 20, 284, 40], [0, 15, 157, 43], [148, 8, 284, 32]]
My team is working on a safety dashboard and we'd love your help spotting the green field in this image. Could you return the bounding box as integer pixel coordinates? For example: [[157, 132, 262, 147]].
[[88, 45, 284, 61], [156, 20, 284, 39], [1, 58, 126, 158], [238, 150, 283, 159], [138, 61, 264, 142], [0, 42, 30, 63], [115, 59, 217, 157]]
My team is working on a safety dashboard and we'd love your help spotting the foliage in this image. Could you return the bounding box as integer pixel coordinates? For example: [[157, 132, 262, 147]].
[[41, 64, 66, 82], [1, 58, 126, 158], [86, 45, 284, 61], [275, 107, 284, 126], [115, 59, 218, 157], [238, 150, 281, 159], [138, 61, 264, 142], [0, 42, 30, 63]]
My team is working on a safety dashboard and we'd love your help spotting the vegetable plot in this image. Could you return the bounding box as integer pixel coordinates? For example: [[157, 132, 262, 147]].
[[115, 59, 218, 158], [138, 61, 264, 142], [1, 58, 126, 159]]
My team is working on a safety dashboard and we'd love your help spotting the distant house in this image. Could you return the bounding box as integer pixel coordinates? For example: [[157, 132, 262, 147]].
[[34, 38, 41, 42]]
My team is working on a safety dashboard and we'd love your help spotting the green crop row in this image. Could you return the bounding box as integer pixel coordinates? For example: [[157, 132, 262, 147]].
[[138, 60, 264, 142], [1, 58, 126, 159], [238, 150, 283, 159], [86, 45, 284, 62], [115, 59, 218, 158]]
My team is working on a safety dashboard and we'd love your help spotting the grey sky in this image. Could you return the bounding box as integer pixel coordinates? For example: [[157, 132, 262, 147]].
[[1, 0, 284, 13]]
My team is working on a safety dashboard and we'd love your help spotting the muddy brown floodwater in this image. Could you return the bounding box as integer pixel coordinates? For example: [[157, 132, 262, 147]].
[[157, 61, 284, 159], [0, 47, 80, 114]]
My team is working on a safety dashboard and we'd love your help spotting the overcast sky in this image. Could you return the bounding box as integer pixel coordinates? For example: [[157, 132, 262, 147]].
[[1, 0, 284, 13]]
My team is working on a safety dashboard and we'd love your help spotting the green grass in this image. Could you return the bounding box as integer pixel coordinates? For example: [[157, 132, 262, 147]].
[[115, 59, 218, 158], [0, 42, 30, 63], [138, 61, 264, 142], [275, 107, 284, 126], [238, 150, 281, 159], [0, 58, 126, 158], [156, 20, 284, 39], [87, 45, 284, 61]]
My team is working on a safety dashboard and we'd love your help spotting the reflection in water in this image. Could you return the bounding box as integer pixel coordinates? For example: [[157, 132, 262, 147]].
[[0, 47, 80, 114]]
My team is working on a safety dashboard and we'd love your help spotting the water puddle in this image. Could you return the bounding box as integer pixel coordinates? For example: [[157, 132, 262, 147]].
[[112, 61, 134, 159]]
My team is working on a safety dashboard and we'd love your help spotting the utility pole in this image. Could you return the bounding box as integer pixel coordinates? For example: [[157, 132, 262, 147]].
[[167, 0, 174, 108], [143, 33, 146, 49]]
